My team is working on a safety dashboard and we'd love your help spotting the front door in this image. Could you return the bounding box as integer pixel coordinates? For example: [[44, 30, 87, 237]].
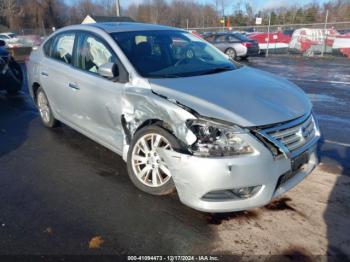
[[67, 32, 128, 151]]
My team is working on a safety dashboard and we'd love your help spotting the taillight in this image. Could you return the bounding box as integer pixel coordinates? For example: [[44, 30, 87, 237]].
[[242, 42, 253, 48]]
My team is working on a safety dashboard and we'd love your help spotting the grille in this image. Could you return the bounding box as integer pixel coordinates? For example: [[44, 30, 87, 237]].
[[259, 114, 318, 156]]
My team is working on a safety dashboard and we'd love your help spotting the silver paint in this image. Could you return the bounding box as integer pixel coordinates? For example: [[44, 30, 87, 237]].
[[27, 22, 320, 212]]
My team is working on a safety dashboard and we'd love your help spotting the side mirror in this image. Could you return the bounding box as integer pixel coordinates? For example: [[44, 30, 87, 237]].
[[98, 62, 119, 80], [0, 40, 6, 47]]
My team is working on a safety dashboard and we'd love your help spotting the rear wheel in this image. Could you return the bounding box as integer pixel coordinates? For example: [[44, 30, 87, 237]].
[[127, 125, 182, 196], [36, 87, 59, 128], [225, 48, 237, 60]]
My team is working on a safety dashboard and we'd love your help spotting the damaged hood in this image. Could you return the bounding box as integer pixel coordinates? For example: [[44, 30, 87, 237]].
[[149, 66, 312, 127]]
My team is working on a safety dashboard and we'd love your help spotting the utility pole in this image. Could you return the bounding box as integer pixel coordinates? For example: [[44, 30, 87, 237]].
[[266, 13, 271, 57], [221, 0, 225, 32], [116, 0, 121, 16], [321, 9, 329, 57]]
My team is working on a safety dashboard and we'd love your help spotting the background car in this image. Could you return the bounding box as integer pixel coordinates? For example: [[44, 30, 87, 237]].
[[0, 40, 23, 95], [204, 32, 259, 60], [0, 32, 17, 41], [247, 31, 292, 54], [0, 32, 22, 48]]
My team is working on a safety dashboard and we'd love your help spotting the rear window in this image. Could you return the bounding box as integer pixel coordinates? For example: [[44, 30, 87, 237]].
[[43, 38, 52, 57], [232, 33, 251, 42], [52, 33, 75, 64]]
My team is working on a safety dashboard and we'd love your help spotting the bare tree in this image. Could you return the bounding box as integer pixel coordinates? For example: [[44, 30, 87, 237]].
[[0, 0, 20, 28]]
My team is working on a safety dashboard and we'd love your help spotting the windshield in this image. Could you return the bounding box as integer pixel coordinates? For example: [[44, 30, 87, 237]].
[[232, 33, 251, 42], [111, 30, 239, 78]]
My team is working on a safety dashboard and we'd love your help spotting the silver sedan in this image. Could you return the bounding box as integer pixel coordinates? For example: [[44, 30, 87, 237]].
[[27, 22, 320, 213]]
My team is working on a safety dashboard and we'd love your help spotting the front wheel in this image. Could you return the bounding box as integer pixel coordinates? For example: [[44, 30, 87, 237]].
[[127, 125, 182, 196]]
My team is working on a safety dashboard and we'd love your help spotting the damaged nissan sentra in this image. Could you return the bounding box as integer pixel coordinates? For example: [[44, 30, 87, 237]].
[[27, 22, 321, 212]]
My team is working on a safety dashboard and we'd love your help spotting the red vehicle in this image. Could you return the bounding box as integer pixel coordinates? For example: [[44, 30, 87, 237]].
[[333, 33, 350, 58], [289, 28, 339, 54], [188, 30, 203, 39], [247, 32, 291, 53]]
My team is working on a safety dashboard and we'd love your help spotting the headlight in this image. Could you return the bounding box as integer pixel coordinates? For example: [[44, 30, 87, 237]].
[[186, 118, 254, 157]]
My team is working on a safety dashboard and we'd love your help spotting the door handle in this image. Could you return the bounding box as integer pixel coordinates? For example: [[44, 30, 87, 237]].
[[41, 71, 49, 76], [68, 82, 80, 90]]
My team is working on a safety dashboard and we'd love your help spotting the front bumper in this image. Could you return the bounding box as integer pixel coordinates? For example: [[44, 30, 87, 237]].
[[158, 133, 319, 213]]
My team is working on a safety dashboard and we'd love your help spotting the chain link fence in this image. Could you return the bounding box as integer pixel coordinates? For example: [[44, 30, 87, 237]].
[[1, 21, 350, 60], [188, 21, 350, 58]]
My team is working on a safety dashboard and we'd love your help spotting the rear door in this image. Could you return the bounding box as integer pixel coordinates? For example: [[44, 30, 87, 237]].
[[213, 35, 227, 51], [227, 35, 247, 56], [39, 31, 77, 123], [66, 31, 128, 151]]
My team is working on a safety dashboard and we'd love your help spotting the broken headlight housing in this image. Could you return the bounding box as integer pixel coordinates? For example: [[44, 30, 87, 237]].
[[186, 118, 254, 157]]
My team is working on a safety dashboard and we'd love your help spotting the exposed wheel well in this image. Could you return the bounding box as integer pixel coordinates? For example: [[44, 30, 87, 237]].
[[135, 119, 173, 135], [135, 119, 191, 151]]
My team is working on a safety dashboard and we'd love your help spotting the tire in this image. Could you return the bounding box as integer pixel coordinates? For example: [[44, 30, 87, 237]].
[[127, 125, 182, 196], [225, 48, 237, 60], [36, 87, 59, 128]]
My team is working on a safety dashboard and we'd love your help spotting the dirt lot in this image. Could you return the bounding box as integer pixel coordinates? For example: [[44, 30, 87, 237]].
[[0, 56, 349, 260]]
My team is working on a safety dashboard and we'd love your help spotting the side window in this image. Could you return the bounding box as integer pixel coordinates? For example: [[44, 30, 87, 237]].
[[228, 36, 239, 42], [52, 33, 75, 64], [77, 34, 116, 74], [205, 35, 215, 43], [215, 35, 226, 43], [43, 38, 53, 57]]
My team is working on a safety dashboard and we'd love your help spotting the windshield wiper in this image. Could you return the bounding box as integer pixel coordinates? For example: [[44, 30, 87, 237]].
[[197, 66, 234, 76], [149, 74, 183, 78]]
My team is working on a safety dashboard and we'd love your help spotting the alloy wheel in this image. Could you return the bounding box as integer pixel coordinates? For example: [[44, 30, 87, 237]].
[[226, 49, 236, 59], [131, 133, 173, 188]]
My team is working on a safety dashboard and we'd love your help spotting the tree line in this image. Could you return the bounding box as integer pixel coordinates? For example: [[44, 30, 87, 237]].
[[0, 0, 349, 32]]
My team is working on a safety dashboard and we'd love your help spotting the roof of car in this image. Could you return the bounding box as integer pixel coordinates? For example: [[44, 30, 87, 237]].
[[88, 22, 183, 33], [215, 32, 241, 35]]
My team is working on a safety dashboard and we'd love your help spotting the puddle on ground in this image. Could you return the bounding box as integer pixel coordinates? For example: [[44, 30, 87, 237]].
[[308, 93, 346, 105]]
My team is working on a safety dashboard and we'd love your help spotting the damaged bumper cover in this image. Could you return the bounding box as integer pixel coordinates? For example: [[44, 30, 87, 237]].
[[158, 133, 318, 213]]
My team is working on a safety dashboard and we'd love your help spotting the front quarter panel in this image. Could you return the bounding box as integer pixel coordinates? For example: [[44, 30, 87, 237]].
[[122, 83, 197, 160]]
